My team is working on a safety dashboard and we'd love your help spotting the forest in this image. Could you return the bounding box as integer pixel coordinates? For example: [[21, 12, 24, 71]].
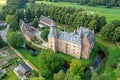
[[1, 0, 120, 41], [37, 0, 120, 7]]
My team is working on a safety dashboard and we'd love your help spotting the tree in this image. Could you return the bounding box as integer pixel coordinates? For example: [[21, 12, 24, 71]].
[[41, 29, 49, 41], [89, 0, 97, 6], [6, 15, 19, 31], [90, 67, 99, 80], [0, 35, 7, 48], [29, 0, 35, 3], [54, 70, 65, 80], [65, 59, 84, 80], [114, 63, 120, 79], [64, 72, 81, 80], [112, 27, 120, 41], [69, 60, 85, 76], [32, 18, 38, 28], [101, 20, 120, 41], [98, 16, 106, 31], [88, 20, 98, 32], [118, 0, 120, 6], [106, 3, 112, 8], [38, 49, 64, 78], [7, 32, 24, 48], [99, 73, 111, 80]]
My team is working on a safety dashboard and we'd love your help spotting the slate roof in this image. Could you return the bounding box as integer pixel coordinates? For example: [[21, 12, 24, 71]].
[[18, 63, 31, 74], [40, 15, 55, 26], [57, 27, 95, 45]]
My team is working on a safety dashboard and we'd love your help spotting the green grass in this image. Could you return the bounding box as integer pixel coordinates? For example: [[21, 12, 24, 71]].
[[35, 1, 120, 23], [95, 36, 120, 79], [0, 0, 6, 12], [17, 48, 39, 69], [4, 70, 19, 80]]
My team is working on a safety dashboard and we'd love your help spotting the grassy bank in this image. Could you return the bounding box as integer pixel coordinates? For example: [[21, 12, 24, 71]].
[[35, 1, 120, 23], [95, 36, 120, 79]]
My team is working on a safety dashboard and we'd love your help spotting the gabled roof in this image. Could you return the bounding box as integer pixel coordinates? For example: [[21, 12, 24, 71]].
[[40, 15, 55, 26], [18, 63, 31, 74]]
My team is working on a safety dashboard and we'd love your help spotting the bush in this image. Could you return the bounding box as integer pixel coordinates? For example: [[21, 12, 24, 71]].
[[32, 70, 39, 77], [7, 32, 24, 48], [41, 29, 49, 41], [25, 40, 41, 51]]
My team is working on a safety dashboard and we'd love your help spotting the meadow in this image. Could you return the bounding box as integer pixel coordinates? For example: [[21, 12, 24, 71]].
[[36, 1, 120, 23], [95, 36, 120, 79], [0, 0, 6, 12], [3, 70, 19, 80]]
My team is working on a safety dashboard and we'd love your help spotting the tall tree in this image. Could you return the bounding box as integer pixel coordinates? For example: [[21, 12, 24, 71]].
[[114, 63, 120, 79], [32, 18, 38, 28], [38, 49, 64, 78], [7, 32, 24, 48], [90, 67, 99, 80], [54, 70, 65, 80]]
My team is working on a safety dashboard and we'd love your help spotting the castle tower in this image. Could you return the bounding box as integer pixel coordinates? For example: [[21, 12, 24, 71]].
[[78, 27, 83, 59], [48, 22, 57, 52]]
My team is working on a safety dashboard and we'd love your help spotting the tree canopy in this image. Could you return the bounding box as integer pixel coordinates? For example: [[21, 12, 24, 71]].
[[54, 70, 65, 80], [40, 0, 120, 7], [38, 49, 64, 78], [7, 32, 24, 48], [101, 20, 120, 41], [41, 28, 49, 41]]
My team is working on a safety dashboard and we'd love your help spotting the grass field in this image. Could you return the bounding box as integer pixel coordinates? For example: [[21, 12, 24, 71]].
[[95, 36, 120, 79], [36, 1, 120, 23], [17, 48, 39, 69], [0, 0, 6, 12], [4, 70, 19, 80]]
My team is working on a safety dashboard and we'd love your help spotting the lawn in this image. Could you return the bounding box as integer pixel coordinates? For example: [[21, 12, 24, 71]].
[[17, 48, 39, 69], [35, 1, 120, 23], [4, 70, 19, 80], [0, 0, 6, 12], [95, 36, 120, 79]]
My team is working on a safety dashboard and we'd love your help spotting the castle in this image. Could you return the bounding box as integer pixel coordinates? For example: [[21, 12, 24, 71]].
[[48, 22, 95, 59]]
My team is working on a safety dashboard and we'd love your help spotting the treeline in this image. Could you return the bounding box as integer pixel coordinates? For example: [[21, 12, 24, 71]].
[[0, 0, 34, 31], [1, 0, 34, 20], [39, 0, 120, 7], [26, 3, 106, 32], [101, 20, 120, 41]]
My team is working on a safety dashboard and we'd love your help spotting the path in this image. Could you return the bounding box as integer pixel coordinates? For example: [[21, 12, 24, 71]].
[[116, 42, 120, 49], [11, 47, 39, 72]]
